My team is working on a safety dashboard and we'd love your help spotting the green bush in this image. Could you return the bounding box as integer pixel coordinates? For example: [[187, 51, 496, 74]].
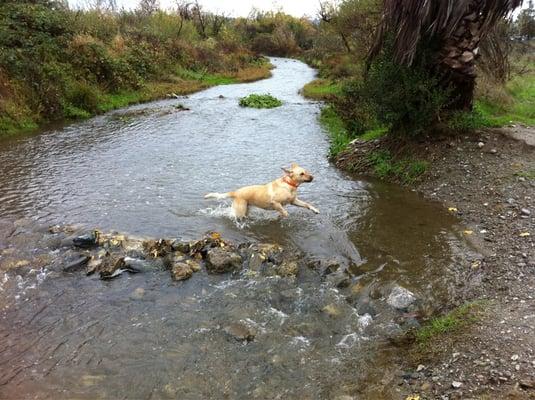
[[239, 93, 282, 108], [337, 49, 449, 137], [446, 107, 492, 131]]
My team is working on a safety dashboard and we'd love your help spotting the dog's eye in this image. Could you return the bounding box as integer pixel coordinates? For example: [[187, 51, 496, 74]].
[[300, 172, 304, 176]]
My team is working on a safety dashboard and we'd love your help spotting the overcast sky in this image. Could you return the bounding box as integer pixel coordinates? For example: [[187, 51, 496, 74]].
[[70, 0, 321, 18], [70, 0, 529, 18]]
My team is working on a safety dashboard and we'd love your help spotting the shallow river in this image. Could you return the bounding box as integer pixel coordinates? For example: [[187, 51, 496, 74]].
[[0, 58, 472, 398]]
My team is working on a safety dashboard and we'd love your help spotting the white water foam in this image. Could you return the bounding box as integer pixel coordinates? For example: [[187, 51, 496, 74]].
[[197, 204, 250, 229]]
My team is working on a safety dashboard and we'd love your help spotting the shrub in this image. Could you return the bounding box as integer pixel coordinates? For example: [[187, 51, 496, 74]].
[[239, 93, 282, 108], [335, 45, 449, 137]]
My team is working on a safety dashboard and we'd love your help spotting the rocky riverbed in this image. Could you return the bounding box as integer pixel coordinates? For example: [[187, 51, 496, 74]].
[[336, 126, 535, 399]]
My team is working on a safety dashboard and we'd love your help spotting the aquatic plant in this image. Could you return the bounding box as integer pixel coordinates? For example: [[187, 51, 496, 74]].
[[239, 93, 282, 109]]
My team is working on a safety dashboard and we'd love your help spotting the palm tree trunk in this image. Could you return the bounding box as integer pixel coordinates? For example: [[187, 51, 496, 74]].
[[437, 2, 484, 110]]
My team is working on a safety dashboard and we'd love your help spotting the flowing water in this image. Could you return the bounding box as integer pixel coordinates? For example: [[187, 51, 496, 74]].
[[0, 58, 474, 399]]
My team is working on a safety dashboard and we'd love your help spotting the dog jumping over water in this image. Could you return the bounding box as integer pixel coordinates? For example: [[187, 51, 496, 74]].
[[204, 163, 320, 218]]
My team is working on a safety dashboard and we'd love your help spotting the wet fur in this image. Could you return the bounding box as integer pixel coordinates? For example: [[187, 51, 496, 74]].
[[204, 163, 319, 218]]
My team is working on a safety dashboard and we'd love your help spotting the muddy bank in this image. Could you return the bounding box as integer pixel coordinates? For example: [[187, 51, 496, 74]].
[[335, 127, 535, 398]]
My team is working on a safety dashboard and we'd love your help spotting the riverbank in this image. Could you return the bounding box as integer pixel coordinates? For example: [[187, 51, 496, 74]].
[[0, 62, 272, 138], [335, 127, 535, 398]]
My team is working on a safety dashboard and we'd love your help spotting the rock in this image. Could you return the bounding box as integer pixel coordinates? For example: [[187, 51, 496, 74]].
[[63, 255, 91, 272], [205, 247, 242, 273], [511, 354, 519, 361], [357, 302, 377, 317], [477, 142, 485, 148], [86, 258, 102, 275], [519, 379, 535, 389], [72, 231, 99, 248], [490, 148, 497, 154], [171, 262, 193, 281], [131, 287, 145, 299], [224, 322, 255, 342], [322, 304, 341, 317], [143, 239, 173, 258], [421, 382, 432, 391], [185, 259, 201, 272], [452, 381, 463, 388], [520, 208, 531, 216], [99, 255, 127, 280], [326, 269, 350, 288], [387, 286, 416, 310], [171, 239, 190, 254], [277, 260, 298, 277]]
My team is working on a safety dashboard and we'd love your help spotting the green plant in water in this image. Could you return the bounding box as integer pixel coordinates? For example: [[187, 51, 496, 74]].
[[239, 93, 282, 109]]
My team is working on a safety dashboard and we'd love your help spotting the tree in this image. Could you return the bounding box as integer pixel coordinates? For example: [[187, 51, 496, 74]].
[[516, 0, 535, 39], [368, 0, 523, 111], [138, 0, 160, 16]]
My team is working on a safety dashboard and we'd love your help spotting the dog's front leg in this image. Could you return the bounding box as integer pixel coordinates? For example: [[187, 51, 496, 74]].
[[292, 198, 320, 214], [271, 201, 289, 217]]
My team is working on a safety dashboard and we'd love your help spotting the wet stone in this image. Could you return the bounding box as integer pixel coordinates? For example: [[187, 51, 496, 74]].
[[99, 255, 127, 280], [205, 247, 242, 273], [171, 262, 193, 281], [387, 285, 416, 310], [72, 231, 99, 248], [276, 260, 298, 277], [63, 255, 90, 272], [326, 269, 350, 288], [224, 322, 255, 342]]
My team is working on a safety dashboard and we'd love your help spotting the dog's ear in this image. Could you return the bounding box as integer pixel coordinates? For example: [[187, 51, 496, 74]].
[[281, 166, 292, 175], [290, 162, 298, 169]]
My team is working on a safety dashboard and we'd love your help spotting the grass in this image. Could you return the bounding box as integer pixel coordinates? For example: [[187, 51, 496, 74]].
[[301, 78, 343, 100], [239, 93, 282, 108], [319, 106, 352, 157], [416, 302, 483, 346], [319, 106, 388, 157], [1, 63, 272, 138], [368, 150, 428, 184], [514, 169, 535, 179], [475, 70, 535, 127]]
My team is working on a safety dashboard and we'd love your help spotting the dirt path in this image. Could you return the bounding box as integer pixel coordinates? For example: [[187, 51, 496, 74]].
[[338, 127, 535, 399]]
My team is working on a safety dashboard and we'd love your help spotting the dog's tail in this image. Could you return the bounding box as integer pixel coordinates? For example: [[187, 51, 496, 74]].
[[204, 191, 234, 200]]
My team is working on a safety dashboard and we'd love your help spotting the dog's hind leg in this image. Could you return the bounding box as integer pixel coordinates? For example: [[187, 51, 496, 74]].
[[271, 201, 289, 218], [232, 198, 249, 218]]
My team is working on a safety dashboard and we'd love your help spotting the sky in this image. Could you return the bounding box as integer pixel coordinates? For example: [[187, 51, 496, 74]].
[[70, 0, 529, 19], [71, 0, 321, 18]]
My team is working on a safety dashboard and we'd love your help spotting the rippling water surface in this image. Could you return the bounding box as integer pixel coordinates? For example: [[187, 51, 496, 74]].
[[0, 58, 471, 399]]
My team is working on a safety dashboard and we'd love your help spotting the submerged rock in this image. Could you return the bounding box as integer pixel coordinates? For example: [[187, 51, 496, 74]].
[[205, 247, 242, 273], [326, 269, 351, 288], [63, 255, 90, 272], [277, 260, 298, 277], [224, 322, 255, 342], [387, 285, 416, 310]]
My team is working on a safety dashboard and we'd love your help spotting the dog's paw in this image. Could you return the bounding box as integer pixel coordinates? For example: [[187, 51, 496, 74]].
[[311, 207, 320, 214]]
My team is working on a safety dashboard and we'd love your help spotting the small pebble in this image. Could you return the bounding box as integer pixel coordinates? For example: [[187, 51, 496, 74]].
[[478, 142, 485, 148], [452, 381, 463, 388], [521, 208, 531, 216]]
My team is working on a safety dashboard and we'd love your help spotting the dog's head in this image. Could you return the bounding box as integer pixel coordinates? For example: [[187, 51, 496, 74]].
[[282, 163, 314, 183]]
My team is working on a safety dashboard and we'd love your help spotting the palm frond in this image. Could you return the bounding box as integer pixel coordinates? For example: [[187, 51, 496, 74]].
[[368, 0, 523, 65]]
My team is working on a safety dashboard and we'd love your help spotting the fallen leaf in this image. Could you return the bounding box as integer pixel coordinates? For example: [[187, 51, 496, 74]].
[[448, 207, 458, 212], [463, 230, 473, 235], [519, 232, 530, 237], [405, 396, 420, 400]]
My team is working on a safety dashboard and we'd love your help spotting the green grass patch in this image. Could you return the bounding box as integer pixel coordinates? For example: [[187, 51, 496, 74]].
[[360, 126, 388, 141], [301, 78, 343, 100], [239, 93, 282, 109], [319, 105, 352, 157], [176, 68, 237, 85], [368, 150, 428, 184], [475, 72, 535, 127], [514, 169, 535, 179], [416, 302, 483, 346]]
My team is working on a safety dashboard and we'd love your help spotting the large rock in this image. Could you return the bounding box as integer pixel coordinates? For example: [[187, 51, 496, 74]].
[[205, 247, 242, 273], [387, 285, 416, 310], [171, 262, 193, 281], [276, 260, 298, 277]]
